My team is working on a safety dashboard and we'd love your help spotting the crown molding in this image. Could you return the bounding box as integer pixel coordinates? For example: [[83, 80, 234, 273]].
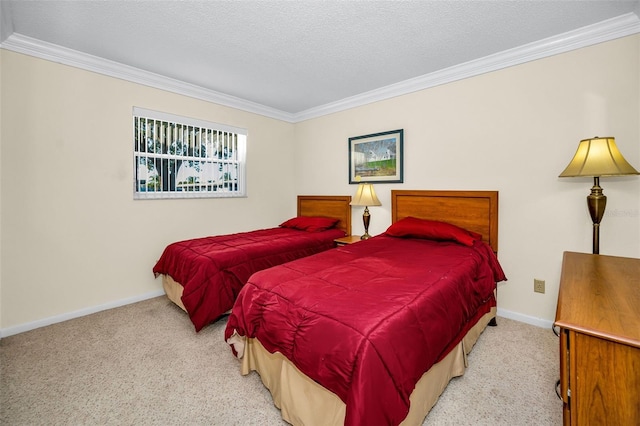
[[2, 12, 639, 124], [0, 33, 296, 123], [292, 12, 640, 122]]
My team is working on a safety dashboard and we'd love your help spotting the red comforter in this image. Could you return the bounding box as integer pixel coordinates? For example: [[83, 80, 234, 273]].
[[153, 227, 345, 331], [225, 234, 506, 426]]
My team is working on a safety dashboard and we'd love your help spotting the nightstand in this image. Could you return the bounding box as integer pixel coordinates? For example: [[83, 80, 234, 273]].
[[554, 251, 640, 424], [334, 235, 363, 246]]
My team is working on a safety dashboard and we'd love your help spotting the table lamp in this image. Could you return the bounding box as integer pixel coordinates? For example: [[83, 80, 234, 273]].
[[350, 183, 381, 240]]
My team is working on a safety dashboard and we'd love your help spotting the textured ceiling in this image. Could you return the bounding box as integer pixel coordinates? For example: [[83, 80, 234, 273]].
[[2, 1, 640, 116]]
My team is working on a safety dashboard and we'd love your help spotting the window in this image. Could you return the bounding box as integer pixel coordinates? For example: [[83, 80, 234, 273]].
[[133, 107, 246, 199]]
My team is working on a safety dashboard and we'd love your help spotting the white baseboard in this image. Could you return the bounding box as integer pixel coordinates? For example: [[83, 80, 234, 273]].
[[0, 290, 165, 338], [1, 292, 553, 338], [497, 307, 555, 330]]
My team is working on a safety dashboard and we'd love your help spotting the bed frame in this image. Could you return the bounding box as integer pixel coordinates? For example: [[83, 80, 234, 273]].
[[235, 189, 500, 426], [297, 195, 352, 236], [392, 190, 499, 253], [162, 195, 352, 311]]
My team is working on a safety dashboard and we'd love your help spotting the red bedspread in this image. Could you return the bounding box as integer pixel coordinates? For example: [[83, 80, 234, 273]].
[[225, 234, 506, 425], [153, 227, 345, 331]]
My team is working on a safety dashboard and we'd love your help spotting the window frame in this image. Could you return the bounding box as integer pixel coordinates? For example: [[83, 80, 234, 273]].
[[133, 107, 247, 200]]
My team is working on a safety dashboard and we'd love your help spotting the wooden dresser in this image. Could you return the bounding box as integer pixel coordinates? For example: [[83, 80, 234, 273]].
[[554, 251, 640, 425]]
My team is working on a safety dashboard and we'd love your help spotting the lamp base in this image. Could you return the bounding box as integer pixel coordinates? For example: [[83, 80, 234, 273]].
[[587, 176, 606, 255], [361, 206, 372, 240]]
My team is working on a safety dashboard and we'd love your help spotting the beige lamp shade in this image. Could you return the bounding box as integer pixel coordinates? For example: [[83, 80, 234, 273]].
[[350, 183, 381, 207], [559, 137, 639, 177]]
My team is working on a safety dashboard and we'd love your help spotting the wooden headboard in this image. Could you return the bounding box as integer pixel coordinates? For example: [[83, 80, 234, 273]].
[[297, 195, 352, 236], [391, 190, 499, 253]]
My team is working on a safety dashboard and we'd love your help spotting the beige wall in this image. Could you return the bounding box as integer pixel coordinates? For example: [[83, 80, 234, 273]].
[[294, 34, 640, 325], [0, 50, 296, 333], [1, 34, 639, 335]]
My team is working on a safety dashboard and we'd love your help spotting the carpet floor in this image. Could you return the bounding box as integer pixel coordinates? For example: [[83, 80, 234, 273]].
[[1, 296, 562, 425]]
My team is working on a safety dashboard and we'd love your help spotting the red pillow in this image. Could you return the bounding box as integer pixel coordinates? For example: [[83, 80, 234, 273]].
[[385, 216, 481, 246], [280, 216, 339, 232]]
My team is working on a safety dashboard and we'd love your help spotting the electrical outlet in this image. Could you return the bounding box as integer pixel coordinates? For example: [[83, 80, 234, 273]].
[[534, 279, 545, 294]]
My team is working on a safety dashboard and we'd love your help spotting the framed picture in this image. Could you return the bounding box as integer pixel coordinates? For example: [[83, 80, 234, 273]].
[[349, 129, 403, 183]]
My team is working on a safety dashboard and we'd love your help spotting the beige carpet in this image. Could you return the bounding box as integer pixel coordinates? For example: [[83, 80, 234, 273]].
[[1, 296, 562, 425]]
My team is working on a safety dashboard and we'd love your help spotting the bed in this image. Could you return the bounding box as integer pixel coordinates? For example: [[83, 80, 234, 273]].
[[224, 190, 506, 425], [153, 195, 351, 331]]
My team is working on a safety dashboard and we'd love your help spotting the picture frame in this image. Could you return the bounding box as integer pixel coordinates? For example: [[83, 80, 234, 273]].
[[349, 129, 403, 184]]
